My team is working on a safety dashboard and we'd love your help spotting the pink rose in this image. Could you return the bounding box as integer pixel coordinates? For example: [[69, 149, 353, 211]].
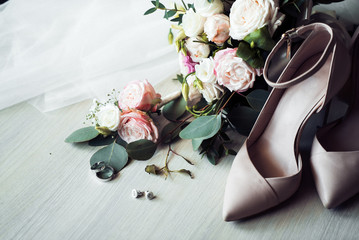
[[204, 14, 230, 45], [118, 109, 159, 143], [214, 48, 260, 92], [118, 80, 161, 112]]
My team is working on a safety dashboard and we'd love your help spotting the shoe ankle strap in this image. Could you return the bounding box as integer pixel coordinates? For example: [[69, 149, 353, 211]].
[[263, 23, 335, 89]]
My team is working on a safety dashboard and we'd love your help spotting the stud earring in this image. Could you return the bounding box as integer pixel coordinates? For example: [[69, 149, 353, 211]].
[[132, 189, 144, 198], [145, 191, 155, 200]]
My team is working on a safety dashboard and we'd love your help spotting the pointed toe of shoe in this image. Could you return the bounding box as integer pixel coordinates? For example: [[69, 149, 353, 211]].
[[222, 178, 278, 221], [311, 136, 359, 208], [222, 144, 281, 221]]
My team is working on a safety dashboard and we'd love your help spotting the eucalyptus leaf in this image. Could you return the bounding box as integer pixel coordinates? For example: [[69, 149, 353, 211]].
[[161, 122, 183, 144], [116, 137, 127, 148], [163, 96, 187, 121], [236, 41, 264, 69], [246, 89, 270, 111], [65, 127, 99, 143], [126, 139, 157, 160], [243, 26, 276, 51], [228, 106, 259, 136], [179, 115, 222, 140], [89, 135, 117, 146], [144, 7, 157, 15], [192, 138, 203, 151], [90, 142, 128, 173]]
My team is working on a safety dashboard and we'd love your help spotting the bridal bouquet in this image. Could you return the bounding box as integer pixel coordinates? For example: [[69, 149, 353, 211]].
[[66, 0, 339, 180]]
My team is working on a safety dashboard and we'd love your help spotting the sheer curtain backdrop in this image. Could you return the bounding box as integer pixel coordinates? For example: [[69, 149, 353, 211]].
[[0, 0, 179, 111], [0, 0, 358, 112]]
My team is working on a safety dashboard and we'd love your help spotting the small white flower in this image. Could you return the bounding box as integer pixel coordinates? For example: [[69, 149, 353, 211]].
[[182, 8, 206, 37], [194, 0, 224, 17], [186, 74, 202, 101], [199, 82, 224, 103], [195, 58, 216, 84], [185, 37, 210, 63], [229, 0, 278, 40], [96, 104, 120, 131]]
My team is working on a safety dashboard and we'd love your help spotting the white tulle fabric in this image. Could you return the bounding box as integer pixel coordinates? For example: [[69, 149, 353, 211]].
[[0, 0, 357, 112], [0, 0, 179, 111]]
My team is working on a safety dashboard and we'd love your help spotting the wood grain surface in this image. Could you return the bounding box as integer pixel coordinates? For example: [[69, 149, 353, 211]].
[[0, 79, 358, 240]]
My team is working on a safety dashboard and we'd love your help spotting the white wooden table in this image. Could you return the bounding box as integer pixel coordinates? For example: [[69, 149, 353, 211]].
[[1, 80, 358, 240]]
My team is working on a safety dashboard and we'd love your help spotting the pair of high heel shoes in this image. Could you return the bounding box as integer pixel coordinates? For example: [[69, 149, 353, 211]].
[[223, 20, 359, 221]]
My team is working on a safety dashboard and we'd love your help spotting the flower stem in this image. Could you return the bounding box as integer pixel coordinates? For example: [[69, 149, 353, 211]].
[[217, 91, 236, 114]]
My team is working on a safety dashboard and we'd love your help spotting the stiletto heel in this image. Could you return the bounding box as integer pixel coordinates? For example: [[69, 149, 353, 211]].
[[223, 23, 351, 221], [310, 26, 359, 209]]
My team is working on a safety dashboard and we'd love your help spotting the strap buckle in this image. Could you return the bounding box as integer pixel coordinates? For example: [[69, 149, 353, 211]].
[[282, 28, 298, 59]]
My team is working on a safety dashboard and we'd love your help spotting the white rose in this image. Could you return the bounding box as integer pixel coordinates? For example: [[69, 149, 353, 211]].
[[229, 0, 277, 40], [199, 82, 224, 103], [96, 104, 120, 131], [185, 37, 210, 63], [182, 8, 206, 37], [195, 58, 216, 84], [204, 14, 230, 45], [194, 0, 224, 17], [186, 74, 202, 101]]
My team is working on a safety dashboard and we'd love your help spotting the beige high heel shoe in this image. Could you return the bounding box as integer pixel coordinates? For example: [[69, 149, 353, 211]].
[[223, 23, 351, 221], [310, 27, 359, 209]]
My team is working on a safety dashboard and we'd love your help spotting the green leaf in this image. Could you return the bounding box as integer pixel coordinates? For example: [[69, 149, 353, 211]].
[[161, 122, 183, 144], [116, 137, 128, 148], [90, 142, 128, 173], [179, 115, 222, 140], [243, 26, 276, 51], [170, 15, 183, 24], [246, 89, 270, 111], [65, 127, 99, 143], [236, 41, 264, 69], [174, 74, 184, 84], [89, 135, 116, 146], [181, 0, 188, 10], [228, 106, 259, 136], [144, 7, 157, 15], [126, 139, 157, 160], [163, 96, 187, 121], [192, 138, 203, 151], [206, 152, 217, 165], [164, 10, 176, 19], [151, 0, 165, 8]]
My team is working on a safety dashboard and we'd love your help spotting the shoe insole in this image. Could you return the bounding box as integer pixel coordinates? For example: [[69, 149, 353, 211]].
[[249, 52, 332, 178]]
